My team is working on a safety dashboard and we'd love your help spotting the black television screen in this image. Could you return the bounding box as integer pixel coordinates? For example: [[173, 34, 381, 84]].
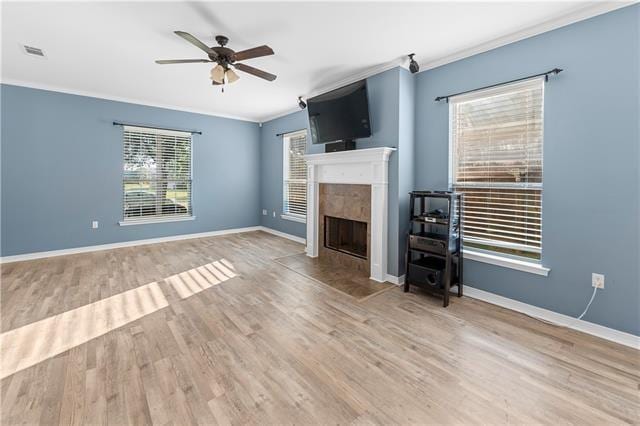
[[307, 80, 371, 144]]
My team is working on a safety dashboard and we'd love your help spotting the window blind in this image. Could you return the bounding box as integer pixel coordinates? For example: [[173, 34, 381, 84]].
[[450, 78, 543, 259], [122, 125, 192, 222], [283, 130, 308, 218]]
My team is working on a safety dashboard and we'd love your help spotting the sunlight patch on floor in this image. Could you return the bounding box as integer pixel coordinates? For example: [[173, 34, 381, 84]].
[[166, 260, 236, 299], [0, 281, 167, 379], [0, 259, 236, 379]]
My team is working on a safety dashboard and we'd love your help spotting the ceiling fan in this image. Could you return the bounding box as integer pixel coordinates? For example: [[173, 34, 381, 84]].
[[156, 31, 276, 91]]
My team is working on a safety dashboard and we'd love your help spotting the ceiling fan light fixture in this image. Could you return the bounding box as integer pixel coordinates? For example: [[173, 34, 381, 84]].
[[210, 64, 225, 83], [226, 68, 239, 83]]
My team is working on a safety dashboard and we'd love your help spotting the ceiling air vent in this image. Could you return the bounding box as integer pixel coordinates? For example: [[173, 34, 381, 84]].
[[23, 45, 45, 57]]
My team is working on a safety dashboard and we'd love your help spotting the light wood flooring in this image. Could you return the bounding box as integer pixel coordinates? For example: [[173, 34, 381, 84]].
[[1, 231, 639, 425]]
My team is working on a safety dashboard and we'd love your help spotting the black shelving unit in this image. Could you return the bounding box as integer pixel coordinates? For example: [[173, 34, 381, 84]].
[[404, 191, 463, 307]]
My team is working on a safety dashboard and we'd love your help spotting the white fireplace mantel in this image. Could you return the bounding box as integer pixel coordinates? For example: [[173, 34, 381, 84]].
[[304, 147, 396, 282]]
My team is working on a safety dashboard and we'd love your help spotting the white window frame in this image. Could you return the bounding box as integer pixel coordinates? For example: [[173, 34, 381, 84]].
[[282, 130, 308, 223], [119, 125, 195, 226], [448, 78, 549, 275]]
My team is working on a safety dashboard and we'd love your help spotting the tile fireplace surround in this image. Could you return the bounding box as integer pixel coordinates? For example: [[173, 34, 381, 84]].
[[319, 184, 371, 275], [304, 147, 396, 282]]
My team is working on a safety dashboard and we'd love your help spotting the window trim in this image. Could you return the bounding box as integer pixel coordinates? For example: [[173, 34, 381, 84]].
[[282, 129, 308, 221], [119, 215, 196, 226], [281, 213, 306, 224], [448, 77, 546, 265], [463, 249, 550, 276], [121, 125, 194, 224]]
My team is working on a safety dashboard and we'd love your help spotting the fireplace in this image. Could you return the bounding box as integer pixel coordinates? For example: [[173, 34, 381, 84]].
[[304, 147, 396, 282], [324, 216, 367, 259]]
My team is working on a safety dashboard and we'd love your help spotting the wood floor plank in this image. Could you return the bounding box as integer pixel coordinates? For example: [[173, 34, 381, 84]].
[[1, 231, 638, 425]]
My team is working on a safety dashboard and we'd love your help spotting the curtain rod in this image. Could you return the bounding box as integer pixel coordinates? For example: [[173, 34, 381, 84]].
[[276, 129, 306, 137], [434, 68, 563, 102], [113, 121, 202, 135]]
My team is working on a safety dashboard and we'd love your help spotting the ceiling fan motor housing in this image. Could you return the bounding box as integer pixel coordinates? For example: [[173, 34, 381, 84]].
[[215, 35, 229, 46]]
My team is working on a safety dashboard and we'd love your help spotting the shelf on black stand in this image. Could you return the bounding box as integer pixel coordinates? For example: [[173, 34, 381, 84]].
[[404, 191, 464, 307]]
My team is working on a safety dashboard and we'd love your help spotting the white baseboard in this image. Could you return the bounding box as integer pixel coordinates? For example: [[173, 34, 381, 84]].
[[385, 274, 405, 285], [258, 226, 306, 245], [0, 226, 263, 264], [463, 286, 640, 350], [0, 226, 307, 264]]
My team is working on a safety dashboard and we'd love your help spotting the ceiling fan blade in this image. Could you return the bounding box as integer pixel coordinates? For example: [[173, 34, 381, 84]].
[[174, 31, 217, 58], [233, 63, 277, 81], [233, 45, 274, 62], [155, 59, 211, 64]]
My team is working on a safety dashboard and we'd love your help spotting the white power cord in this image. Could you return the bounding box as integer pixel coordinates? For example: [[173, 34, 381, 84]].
[[577, 287, 598, 320]]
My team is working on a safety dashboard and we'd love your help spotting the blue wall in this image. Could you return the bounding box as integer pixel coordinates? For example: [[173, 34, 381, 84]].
[[258, 110, 309, 238], [1, 85, 261, 256], [397, 68, 416, 276], [414, 5, 639, 335], [259, 67, 406, 275]]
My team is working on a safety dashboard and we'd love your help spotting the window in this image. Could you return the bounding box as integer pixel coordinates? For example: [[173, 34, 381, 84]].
[[282, 130, 308, 221], [122, 125, 193, 223], [450, 78, 543, 260]]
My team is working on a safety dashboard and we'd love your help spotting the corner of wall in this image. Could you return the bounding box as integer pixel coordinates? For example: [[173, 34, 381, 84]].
[[396, 67, 417, 276]]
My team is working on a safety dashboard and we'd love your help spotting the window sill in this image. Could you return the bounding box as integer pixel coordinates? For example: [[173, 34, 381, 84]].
[[463, 249, 550, 276], [281, 214, 306, 224], [119, 216, 196, 226]]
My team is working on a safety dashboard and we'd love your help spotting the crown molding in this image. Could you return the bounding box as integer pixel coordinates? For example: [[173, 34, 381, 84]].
[[3, 3, 632, 123], [0, 79, 259, 123], [258, 58, 409, 123], [1, 60, 409, 124], [418, 2, 634, 72]]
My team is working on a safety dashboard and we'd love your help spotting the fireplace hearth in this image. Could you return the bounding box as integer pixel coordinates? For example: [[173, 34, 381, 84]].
[[324, 216, 367, 259]]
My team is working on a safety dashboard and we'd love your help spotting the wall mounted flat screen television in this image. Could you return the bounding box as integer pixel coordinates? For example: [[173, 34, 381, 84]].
[[307, 80, 371, 144]]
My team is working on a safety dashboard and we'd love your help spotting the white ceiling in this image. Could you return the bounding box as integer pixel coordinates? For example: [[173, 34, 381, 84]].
[[1, 1, 628, 122]]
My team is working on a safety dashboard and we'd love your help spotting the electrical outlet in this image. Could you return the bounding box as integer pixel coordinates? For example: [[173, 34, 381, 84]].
[[272, 211, 276, 218], [592, 273, 604, 289], [262, 209, 267, 216], [92, 220, 99, 229]]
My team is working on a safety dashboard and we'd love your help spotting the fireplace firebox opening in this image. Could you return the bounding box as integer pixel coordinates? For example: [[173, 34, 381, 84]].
[[324, 216, 368, 259]]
